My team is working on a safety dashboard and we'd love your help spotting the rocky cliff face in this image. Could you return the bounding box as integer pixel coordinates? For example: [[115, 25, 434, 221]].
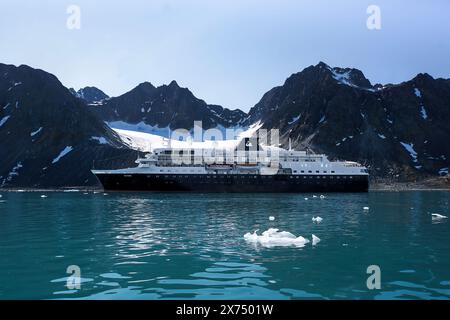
[[70, 86, 109, 104], [91, 80, 247, 131], [0, 64, 135, 188], [246, 62, 450, 179]]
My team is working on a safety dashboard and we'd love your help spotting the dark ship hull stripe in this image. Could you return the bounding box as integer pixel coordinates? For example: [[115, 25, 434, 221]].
[[94, 173, 369, 193]]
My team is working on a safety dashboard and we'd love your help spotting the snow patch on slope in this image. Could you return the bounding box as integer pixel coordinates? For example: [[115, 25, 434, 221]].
[[30, 127, 43, 137], [0, 116, 11, 127], [90, 136, 108, 145], [400, 142, 418, 163], [112, 122, 263, 152], [52, 146, 74, 164]]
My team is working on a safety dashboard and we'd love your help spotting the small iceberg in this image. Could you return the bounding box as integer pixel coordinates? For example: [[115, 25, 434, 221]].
[[363, 207, 370, 211], [304, 197, 309, 201], [320, 195, 325, 199], [312, 216, 323, 223], [313, 195, 317, 198], [269, 216, 275, 221], [431, 213, 448, 220], [40, 195, 48, 198], [244, 228, 310, 248], [312, 234, 321, 246]]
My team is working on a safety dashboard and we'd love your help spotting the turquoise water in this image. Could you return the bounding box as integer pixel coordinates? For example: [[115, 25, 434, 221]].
[[0, 191, 449, 300]]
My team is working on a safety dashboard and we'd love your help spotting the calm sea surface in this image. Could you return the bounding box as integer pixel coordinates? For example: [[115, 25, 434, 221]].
[[0, 191, 449, 300]]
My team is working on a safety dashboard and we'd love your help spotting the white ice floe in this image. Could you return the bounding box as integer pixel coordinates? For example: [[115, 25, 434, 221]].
[[244, 228, 310, 248], [52, 146, 73, 164], [312, 216, 323, 223], [320, 195, 325, 199], [313, 195, 318, 198], [363, 207, 370, 211], [312, 234, 321, 246], [269, 216, 275, 221], [438, 167, 448, 176], [40, 195, 47, 198], [378, 134, 386, 139], [431, 213, 448, 220], [304, 197, 309, 201]]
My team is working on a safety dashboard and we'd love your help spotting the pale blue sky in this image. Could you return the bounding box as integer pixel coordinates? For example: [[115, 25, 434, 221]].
[[1, 0, 449, 111]]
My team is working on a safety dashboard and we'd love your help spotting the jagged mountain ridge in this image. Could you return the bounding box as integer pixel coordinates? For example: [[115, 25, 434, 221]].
[[1, 61, 449, 188], [0, 63, 135, 188], [70, 86, 109, 104], [91, 80, 247, 131], [246, 62, 450, 179]]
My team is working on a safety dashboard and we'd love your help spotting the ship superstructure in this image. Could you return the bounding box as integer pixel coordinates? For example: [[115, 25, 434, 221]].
[[92, 137, 369, 192]]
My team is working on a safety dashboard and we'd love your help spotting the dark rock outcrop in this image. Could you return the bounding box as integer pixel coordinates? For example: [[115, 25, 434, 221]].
[[246, 62, 450, 180], [92, 80, 246, 130], [0, 63, 135, 188]]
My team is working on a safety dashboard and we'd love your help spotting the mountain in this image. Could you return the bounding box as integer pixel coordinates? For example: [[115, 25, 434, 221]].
[[246, 62, 450, 180], [0, 64, 135, 188], [1, 61, 449, 188], [70, 86, 109, 104], [91, 80, 247, 131]]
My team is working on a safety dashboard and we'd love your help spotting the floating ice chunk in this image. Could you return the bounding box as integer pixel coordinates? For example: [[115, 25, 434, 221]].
[[313, 195, 317, 198], [320, 195, 325, 199], [40, 195, 47, 198], [269, 216, 275, 221], [244, 228, 310, 248], [312, 234, 321, 246], [431, 213, 448, 220], [312, 216, 323, 223], [304, 197, 309, 201], [363, 207, 370, 211]]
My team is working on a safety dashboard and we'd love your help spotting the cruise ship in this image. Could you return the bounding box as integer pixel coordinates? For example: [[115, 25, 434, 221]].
[[92, 136, 369, 192]]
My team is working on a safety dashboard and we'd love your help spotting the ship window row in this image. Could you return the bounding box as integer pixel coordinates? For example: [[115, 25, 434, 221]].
[[149, 175, 356, 180]]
